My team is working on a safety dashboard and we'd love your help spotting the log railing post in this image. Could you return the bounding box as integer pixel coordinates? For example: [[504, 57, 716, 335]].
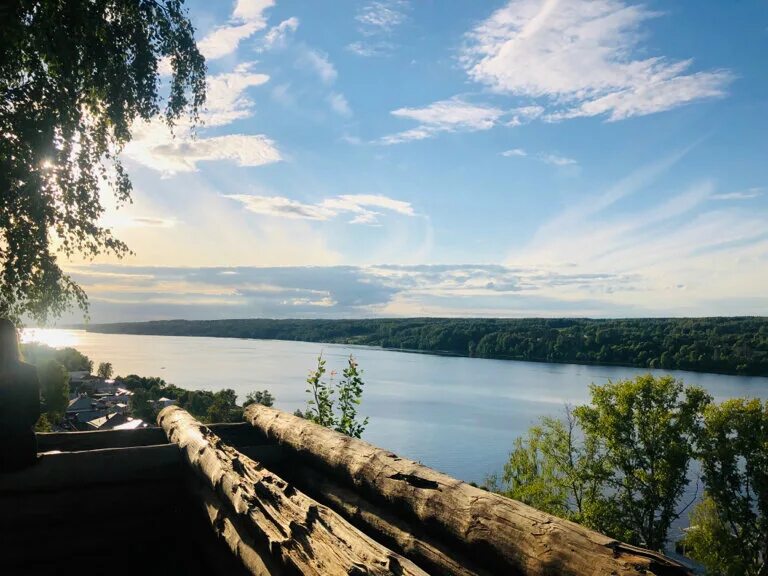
[[244, 404, 693, 576], [157, 406, 428, 576]]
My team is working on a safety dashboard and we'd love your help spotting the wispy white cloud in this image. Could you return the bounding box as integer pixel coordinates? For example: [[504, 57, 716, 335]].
[[501, 148, 577, 166], [501, 148, 527, 157], [128, 217, 177, 228], [507, 153, 768, 313], [327, 92, 353, 117], [67, 263, 659, 322], [204, 63, 270, 126], [300, 49, 338, 84], [262, 17, 299, 50], [232, 0, 275, 21], [539, 153, 577, 166], [711, 187, 763, 201], [224, 193, 414, 224], [506, 105, 545, 126], [381, 97, 505, 144], [349, 0, 409, 56], [198, 0, 275, 59], [346, 41, 394, 57], [461, 0, 733, 122], [123, 64, 278, 174], [133, 134, 282, 175], [356, 0, 409, 33]]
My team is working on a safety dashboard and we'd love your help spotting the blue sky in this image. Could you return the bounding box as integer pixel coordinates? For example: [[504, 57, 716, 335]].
[[65, 0, 768, 322]]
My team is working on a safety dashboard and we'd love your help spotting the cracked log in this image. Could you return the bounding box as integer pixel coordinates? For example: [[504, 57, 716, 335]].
[[245, 404, 693, 576], [158, 406, 428, 576], [284, 461, 492, 576]]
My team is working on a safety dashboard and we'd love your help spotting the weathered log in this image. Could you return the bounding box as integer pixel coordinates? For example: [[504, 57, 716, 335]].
[[191, 480, 282, 576], [0, 444, 182, 493], [158, 406, 429, 576], [283, 460, 492, 576], [245, 404, 693, 576]]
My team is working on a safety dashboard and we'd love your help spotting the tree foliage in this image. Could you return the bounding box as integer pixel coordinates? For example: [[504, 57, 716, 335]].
[[243, 390, 275, 408], [681, 399, 768, 575], [494, 375, 711, 552], [487, 407, 607, 525], [22, 342, 92, 372], [0, 0, 206, 321], [303, 354, 369, 438], [117, 374, 243, 423], [87, 317, 768, 376], [574, 375, 710, 550], [97, 361, 114, 379], [37, 358, 69, 426]]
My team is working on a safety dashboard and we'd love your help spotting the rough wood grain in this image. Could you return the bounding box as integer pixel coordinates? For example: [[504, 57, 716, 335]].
[[245, 404, 693, 576], [158, 406, 429, 576], [284, 460, 492, 576]]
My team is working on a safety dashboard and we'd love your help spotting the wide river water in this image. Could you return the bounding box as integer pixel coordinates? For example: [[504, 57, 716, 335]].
[[22, 328, 768, 548]]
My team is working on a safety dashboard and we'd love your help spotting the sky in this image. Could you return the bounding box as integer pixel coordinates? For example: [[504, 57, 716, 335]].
[[63, 0, 768, 323]]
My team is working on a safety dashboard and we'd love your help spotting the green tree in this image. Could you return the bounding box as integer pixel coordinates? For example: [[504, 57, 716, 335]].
[[304, 355, 335, 428], [487, 418, 571, 517], [117, 374, 167, 391], [97, 362, 114, 380], [205, 389, 240, 423], [35, 413, 53, 432], [334, 356, 368, 438], [487, 406, 608, 526], [22, 343, 92, 372], [243, 390, 275, 408], [0, 0, 205, 322], [492, 376, 711, 551], [38, 359, 69, 423], [303, 354, 368, 437], [129, 388, 156, 422], [682, 398, 768, 575], [574, 375, 710, 550]]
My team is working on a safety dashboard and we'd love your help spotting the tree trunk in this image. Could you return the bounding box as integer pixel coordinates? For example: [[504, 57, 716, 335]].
[[158, 406, 428, 576], [245, 404, 693, 576]]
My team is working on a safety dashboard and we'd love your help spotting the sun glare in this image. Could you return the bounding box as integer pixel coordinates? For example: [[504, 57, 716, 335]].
[[20, 328, 81, 349]]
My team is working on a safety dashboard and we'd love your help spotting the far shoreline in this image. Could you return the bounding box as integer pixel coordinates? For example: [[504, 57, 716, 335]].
[[56, 317, 768, 379]]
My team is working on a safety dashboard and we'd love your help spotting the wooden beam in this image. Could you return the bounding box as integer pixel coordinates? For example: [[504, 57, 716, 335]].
[[244, 404, 693, 576], [0, 444, 182, 493], [158, 406, 429, 576], [37, 427, 168, 452], [37, 422, 266, 453]]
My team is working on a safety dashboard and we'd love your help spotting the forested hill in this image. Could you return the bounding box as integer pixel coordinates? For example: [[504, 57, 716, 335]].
[[84, 317, 768, 376]]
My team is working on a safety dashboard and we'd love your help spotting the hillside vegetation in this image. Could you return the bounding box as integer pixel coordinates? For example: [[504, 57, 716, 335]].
[[85, 317, 768, 376]]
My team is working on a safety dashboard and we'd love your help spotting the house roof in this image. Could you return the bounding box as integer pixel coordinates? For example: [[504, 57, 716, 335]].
[[86, 412, 130, 431], [112, 419, 145, 430], [66, 396, 95, 413]]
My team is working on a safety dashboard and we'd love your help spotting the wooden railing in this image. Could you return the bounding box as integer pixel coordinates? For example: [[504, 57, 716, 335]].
[[1, 408, 694, 575]]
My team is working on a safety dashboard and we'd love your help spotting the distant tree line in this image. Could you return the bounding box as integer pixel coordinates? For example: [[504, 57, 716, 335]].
[[86, 317, 768, 375]]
